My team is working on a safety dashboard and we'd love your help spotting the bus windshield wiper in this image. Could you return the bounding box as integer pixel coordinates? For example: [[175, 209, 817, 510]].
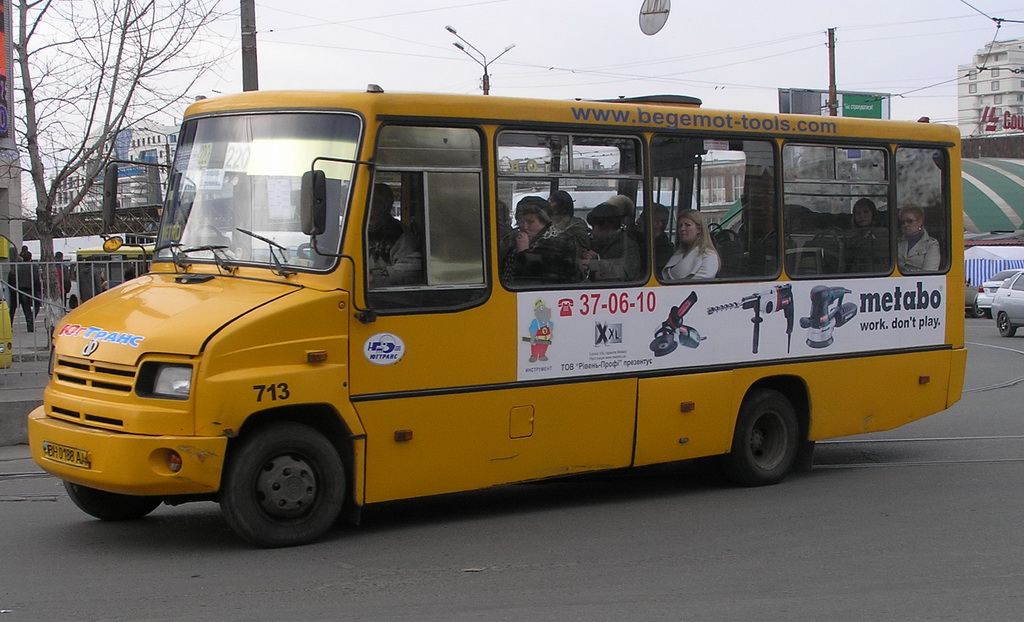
[[235, 228, 295, 276], [180, 244, 236, 273], [156, 241, 191, 271]]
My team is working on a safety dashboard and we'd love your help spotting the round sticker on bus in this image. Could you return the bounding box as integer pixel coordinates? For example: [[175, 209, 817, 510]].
[[363, 333, 406, 366]]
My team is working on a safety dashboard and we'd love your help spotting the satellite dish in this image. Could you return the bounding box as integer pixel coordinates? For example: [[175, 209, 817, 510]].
[[639, 0, 671, 36]]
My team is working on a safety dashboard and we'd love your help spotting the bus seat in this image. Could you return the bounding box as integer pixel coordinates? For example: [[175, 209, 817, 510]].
[[786, 247, 823, 276]]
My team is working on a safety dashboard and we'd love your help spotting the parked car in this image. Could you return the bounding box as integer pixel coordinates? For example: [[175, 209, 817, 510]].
[[992, 271, 1024, 337], [977, 269, 1024, 318], [965, 279, 985, 317]]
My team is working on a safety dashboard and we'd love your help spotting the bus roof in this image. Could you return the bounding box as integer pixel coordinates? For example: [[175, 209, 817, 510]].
[[184, 89, 960, 145]]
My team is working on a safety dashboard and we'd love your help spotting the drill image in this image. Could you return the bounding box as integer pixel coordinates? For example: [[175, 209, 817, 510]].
[[706, 284, 795, 354], [799, 285, 858, 348], [649, 290, 705, 357]]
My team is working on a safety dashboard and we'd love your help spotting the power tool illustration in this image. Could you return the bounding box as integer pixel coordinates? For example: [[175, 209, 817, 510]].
[[649, 290, 705, 356], [799, 285, 857, 348], [706, 284, 794, 354]]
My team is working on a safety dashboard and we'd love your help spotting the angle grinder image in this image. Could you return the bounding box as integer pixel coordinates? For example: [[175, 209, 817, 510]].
[[649, 290, 705, 356], [706, 284, 795, 354], [799, 285, 858, 348]]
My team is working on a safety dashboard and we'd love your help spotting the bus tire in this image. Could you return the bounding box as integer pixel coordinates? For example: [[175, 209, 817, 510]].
[[64, 481, 161, 521], [220, 422, 345, 548], [720, 389, 799, 487], [997, 312, 1017, 338]]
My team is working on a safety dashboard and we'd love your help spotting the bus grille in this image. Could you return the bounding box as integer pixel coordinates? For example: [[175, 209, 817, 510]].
[[54, 356, 137, 394]]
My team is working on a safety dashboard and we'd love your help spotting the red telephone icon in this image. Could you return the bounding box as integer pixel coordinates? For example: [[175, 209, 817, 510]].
[[557, 298, 574, 316]]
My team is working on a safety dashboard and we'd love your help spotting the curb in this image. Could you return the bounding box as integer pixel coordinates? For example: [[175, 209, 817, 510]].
[[0, 399, 41, 446]]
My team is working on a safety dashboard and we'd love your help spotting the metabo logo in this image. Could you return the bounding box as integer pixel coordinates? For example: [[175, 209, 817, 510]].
[[363, 333, 406, 366]]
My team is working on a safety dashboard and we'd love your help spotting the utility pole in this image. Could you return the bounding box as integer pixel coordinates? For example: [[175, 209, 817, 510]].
[[241, 0, 259, 91], [445, 26, 515, 95], [827, 28, 838, 117]]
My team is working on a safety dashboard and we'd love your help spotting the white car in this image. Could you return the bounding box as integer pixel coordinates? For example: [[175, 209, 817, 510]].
[[976, 269, 1024, 318], [993, 271, 1024, 337]]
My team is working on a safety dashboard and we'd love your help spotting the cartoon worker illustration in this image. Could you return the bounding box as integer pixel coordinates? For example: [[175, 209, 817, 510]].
[[527, 299, 554, 362]]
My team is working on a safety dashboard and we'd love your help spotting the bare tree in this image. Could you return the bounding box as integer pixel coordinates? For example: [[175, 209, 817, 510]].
[[11, 0, 226, 327]]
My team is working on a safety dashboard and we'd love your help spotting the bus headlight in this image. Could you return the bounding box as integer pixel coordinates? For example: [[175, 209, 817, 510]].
[[148, 364, 193, 399]]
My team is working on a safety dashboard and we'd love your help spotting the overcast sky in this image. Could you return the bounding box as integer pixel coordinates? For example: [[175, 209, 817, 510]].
[[191, 1, 1024, 126]]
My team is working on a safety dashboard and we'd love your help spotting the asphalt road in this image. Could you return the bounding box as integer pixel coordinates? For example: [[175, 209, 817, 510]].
[[1, 317, 1021, 621]]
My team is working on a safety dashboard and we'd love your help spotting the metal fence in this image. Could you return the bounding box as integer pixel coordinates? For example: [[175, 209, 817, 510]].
[[0, 259, 80, 380]]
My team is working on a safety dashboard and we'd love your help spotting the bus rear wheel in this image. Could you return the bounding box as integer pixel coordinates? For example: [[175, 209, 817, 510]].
[[721, 389, 800, 486], [64, 482, 161, 521], [220, 422, 346, 548]]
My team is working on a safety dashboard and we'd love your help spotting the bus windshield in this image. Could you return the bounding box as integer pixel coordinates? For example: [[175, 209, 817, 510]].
[[156, 112, 361, 270]]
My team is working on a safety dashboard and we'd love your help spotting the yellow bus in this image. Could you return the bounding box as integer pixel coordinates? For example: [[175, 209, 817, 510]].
[[70, 242, 153, 306], [28, 90, 966, 547]]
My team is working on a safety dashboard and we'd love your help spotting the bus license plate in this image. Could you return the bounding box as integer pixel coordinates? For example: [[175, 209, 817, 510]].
[[41, 441, 91, 469]]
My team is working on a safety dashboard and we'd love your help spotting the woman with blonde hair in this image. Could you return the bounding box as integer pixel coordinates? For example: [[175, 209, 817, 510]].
[[662, 209, 720, 281]]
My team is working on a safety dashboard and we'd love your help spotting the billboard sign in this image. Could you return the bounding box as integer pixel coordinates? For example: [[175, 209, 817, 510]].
[[779, 88, 890, 120]]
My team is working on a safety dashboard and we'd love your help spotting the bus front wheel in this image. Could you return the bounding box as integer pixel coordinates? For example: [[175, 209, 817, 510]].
[[64, 481, 161, 521], [220, 422, 346, 548], [721, 389, 800, 487]]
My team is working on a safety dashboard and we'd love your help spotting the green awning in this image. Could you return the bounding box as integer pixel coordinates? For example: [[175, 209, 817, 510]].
[[962, 159, 1024, 233]]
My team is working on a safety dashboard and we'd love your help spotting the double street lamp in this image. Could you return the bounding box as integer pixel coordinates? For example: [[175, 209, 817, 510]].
[[445, 25, 515, 95]]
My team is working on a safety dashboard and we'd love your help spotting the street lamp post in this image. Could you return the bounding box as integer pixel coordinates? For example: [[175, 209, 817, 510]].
[[445, 25, 514, 95]]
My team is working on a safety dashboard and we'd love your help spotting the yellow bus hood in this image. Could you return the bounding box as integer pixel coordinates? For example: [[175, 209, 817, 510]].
[[53, 273, 297, 364]]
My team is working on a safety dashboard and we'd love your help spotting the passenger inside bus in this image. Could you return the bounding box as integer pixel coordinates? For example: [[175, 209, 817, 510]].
[[661, 208, 720, 281], [546, 190, 591, 258], [897, 204, 940, 272], [639, 203, 673, 273], [606, 194, 640, 246], [503, 196, 578, 285], [367, 183, 424, 287], [845, 198, 890, 273], [581, 202, 641, 282]]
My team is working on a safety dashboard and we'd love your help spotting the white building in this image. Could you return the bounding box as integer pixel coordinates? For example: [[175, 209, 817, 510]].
[[55, 122, 179, 214], [957, 38, 1024, 137]]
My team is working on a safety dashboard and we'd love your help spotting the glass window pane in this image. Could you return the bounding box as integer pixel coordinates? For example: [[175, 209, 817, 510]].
[[651, 135, 777, 281], [783, 144, 891, 277], [368, 126, 487, 312], [895, 148, 948, 274], [377, 126, 480, 167], [496, 131, 646, 289]]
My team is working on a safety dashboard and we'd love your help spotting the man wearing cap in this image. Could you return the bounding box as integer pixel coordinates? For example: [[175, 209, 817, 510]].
[[581, 202, 641, 282]]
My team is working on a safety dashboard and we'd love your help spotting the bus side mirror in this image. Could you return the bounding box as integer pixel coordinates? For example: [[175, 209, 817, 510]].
[[300, 170, 327, 236], [102, 162, 118, 232]]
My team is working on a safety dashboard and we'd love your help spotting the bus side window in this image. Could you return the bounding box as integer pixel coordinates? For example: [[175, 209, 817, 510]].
[[895, 148, 949, 274], [651, 136, 778, 281], [367, 126, 487, 312], [496, 131, 646, 290], [782, 144, 890, 277]]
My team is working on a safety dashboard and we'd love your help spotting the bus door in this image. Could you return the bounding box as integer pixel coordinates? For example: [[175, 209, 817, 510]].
[[347, 125, 636, 504]]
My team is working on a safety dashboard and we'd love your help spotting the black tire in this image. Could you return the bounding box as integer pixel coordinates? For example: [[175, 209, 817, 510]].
[[997, 312, 1017, 338], [721, 389, 800, 486], [220, 422, 345, 548], [64, 482, 161, 521], [969, 301, 986, 318]]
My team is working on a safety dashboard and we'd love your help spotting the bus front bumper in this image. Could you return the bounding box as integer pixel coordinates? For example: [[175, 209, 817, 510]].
[[28, 407, 228, 497]]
